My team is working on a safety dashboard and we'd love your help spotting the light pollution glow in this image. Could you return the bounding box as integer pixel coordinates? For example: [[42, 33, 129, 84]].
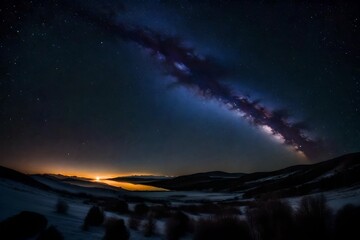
[[94, 179, 168, 191], [10, 161, 162, 180], [7, 162, 168, 191]]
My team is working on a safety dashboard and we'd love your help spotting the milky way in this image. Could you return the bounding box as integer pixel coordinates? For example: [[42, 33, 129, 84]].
[[3, 0, 360, 176], [59, 1, 325, 160]]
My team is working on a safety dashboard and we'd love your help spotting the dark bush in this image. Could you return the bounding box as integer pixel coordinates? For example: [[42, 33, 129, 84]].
[[0, 211, 48, 239], [128, 214, 141, 230], [178, 203, 220, 215], [83, 206, 104, 229], [143, 213, 156, 237], [55, 199, 69, 214], [115, 200, 129, 213], [103, 218, 130, 240], [103, 200, 129, 214], [177, 202, 240, 215], [334, 204, 360, 240], [150, 204, 172, 219], [37, 225, 64, 240], [194, 215, 251, 240], [294, 195, 333, 240], [165, 211, 190, 240], [246, 199, 294, 240], [134, 203, 149, 216]]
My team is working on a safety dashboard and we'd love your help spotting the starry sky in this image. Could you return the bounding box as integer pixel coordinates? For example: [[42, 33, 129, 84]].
[[0, 0, 359, 177]]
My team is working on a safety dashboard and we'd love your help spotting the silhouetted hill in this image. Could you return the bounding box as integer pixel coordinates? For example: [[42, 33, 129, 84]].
[[141, 171, 245, 191], [145, 153, 360, 198], [109, 175, 172, 183], [242, 152, 360, 198], [32, 174, 93, 184], [0, 166, 50, 190], [37, 174, 92, 181], [0, 166, 125, 198], [109, 171, 243, 184]]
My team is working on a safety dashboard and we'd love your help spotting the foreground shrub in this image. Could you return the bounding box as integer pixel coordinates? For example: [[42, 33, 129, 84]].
[[294, 195, 332, 240], [37, 225, 64, 240], [177, 203, 239, 215], [0, 211, 48, 239], [143, 213, 157, 237], [246, 199, 294, 240], [55, 199, 69, 214], [334, 204, 360, 240], [103, 218, 130, 240], [194, 215, 251, 240], [83, 206, 104, 230], [134, 203, 149, 216], [103, 200, 129, 214], [151, 204, 172, 219], [165, 211, 190, 240], [128, 214, 142, 230]]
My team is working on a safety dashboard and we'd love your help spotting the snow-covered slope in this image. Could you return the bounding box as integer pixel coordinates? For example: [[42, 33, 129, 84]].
[[147, 153, 360, 198], [0, 179, 104, 239], [0, 179, 165, 240], [1, 163, 360, 240]]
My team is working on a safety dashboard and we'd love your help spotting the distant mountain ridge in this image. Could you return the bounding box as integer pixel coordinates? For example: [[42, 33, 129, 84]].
[[0, 166, 125, 198], [144, 153, 360, 198], [1, 152, 359, 198], [32, 174, 94, 184], [108, 175, 173, 183], [108, 171, 244, 184], [0, 166, 50, 191], [36, 174, 92, 181]]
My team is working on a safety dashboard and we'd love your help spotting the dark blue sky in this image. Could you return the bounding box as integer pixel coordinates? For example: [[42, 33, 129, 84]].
[[0, 0, 359, 177]]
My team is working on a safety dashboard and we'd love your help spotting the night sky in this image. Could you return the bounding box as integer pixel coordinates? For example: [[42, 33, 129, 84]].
[[1, 0, 359, 177]]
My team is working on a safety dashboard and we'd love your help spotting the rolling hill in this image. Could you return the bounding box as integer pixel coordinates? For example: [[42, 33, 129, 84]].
[[143, 153, 360, 198]]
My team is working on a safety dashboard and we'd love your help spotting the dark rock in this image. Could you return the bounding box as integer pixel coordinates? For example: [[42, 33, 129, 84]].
[[0, 211, 48, 240]]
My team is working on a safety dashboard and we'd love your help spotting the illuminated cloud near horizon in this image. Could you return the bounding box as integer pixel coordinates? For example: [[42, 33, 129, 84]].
[[62, 2, 325, 160]]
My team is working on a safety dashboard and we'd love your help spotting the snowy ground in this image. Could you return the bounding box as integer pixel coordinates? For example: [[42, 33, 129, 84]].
[[127, 190, 242, 204], [1, 177, 359, 239], [0, 180, 164, 240], [0, 180, 103, 239], [285, 186, 360, 211]]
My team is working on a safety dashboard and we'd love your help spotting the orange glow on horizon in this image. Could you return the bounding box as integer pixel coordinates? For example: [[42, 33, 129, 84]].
[[2, 160, 169, 191], [10, 162, 161, 179], [96, 179, 168, 191]]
